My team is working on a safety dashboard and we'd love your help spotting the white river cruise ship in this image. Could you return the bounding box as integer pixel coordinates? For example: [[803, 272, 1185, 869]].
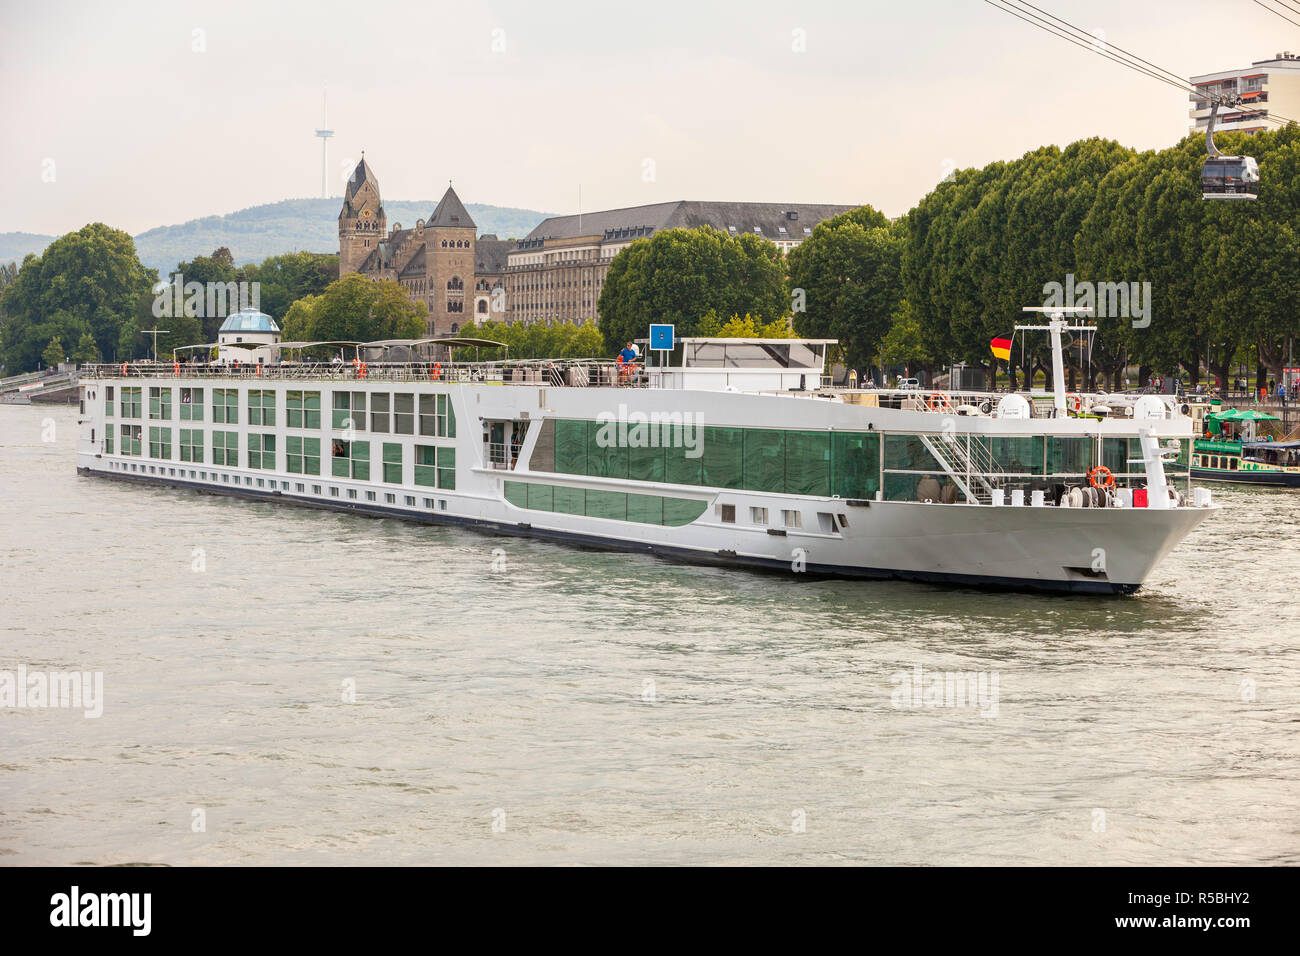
[[75, 311, 1215, 594]]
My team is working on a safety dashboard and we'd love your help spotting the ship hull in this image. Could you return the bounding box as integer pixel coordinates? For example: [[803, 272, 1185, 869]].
[[77, 461, 1211, 595], [1189, 468, 1300, 488]]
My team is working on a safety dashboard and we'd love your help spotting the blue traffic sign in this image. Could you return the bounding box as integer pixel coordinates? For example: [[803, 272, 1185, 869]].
[[649, 324, 675, 351]]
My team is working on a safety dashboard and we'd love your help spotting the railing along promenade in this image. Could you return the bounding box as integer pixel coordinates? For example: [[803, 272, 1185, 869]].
[[83, 359, 651, 388]]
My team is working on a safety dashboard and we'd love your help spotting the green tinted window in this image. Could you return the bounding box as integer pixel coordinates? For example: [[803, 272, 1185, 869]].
[[414, 445, 438, 487], [1048, 436, 1094, 474], [831, 432, 879, 499], [884, 434, 942, 471], [587, 420, 628, 478], [382, 442, 402, 483], [554, 420, 588, 475], [783, 431, 830, 497], [504, 481, 704, 527], [148, 425, 172, 459], [702, 426, 744, 489], [743, 429, 785, 493]]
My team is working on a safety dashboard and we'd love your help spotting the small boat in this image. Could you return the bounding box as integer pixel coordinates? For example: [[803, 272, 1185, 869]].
[[1191, 438, 1300, 487], [1190, 407, 1300, 486]]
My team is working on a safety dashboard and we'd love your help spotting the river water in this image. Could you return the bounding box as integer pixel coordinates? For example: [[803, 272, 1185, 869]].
[[1, 403, 1297, 865]]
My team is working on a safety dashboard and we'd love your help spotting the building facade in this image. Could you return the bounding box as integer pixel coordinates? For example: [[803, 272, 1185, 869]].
[[340, 158, 857, 330], [1189, 52, 1300, 137], [503, 201, 858, 326]]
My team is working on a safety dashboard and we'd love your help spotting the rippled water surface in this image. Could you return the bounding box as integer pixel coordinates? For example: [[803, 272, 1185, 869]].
[[2, 404, 1298, 865]]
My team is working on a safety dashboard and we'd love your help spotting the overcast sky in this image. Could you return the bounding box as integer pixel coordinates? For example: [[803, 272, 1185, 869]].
[[0, 0, 1291, 236]]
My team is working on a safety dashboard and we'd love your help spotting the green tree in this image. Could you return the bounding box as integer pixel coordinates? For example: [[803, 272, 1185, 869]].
[[70, 331, 98, 364], [296, 274, 427, 343], [880, 301, 932, 377], [787, 206, 899, 369], [597, 227, 787, 350], [0, 224, 155, 372], [42, 337, 65, 368]]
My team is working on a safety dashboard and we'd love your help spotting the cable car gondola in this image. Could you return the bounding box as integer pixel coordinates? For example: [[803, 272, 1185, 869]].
[[1201, 98, 1260, 201]]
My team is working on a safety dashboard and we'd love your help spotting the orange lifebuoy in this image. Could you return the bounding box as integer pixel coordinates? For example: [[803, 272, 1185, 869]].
[[1087, 465, 1116, 489], [430, 363, 442, 381], [173, 361, 180, 377], [359, 362, 368, 379], [1071, 394, 1082, 412], [120, 362, 128, 376]]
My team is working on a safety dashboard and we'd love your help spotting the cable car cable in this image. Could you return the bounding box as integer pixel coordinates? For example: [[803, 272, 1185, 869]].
[[987, 0, 1299, 127], [1252, 0, 1300, 28]]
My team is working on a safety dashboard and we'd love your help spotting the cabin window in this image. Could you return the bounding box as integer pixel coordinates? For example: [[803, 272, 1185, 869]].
[[287, 436, 321, 475], [382, 443, 403, 483], [286, 390, 321, 428], [212, 388, 239, 424], [332, 439, 370, 480], [119, 387, 142, 419], [750, 507, 768, 525], [333, 391, 366, 430], [405, 496, 416, 507], [817, 512, 837, 534], [118, 424, 142, 456], [105, 423, 114, 455], [347, 489, 357, 499], [719, 503, 736, 523], [212, 430, 238, 466], [180, 387, 203, 421], [370, 392, 391, 433], [385, 493, 396, 504], [365, 491, 376, 501], [419, 393, 455, 437], [248, 390, 276, 426], [782, 509, 802, 529], [247, 433, 276, 470], [179, 429, 204, 463], [394, 394, 415, 434], [414, 445, 455, 489], [1229, 457, 1238, 470], [149, 387, 172, 421], [105, 386, 115, 416]]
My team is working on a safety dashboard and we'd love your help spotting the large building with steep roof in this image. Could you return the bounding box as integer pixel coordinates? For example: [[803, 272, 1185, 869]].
[[504, 200, 858, 325], [339, 158, 480, 336], [340, 157, 858, 332]]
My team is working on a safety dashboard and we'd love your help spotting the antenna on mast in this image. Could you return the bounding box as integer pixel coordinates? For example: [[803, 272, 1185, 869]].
[[314, 92, 334, 199], [1019, 307, 1095, 417]]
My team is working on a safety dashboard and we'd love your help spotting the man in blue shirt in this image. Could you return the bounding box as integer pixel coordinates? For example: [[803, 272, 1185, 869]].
[[619, 342, 637, 364]]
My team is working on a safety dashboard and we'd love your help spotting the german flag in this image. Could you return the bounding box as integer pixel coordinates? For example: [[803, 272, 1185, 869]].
[[990, 336, 1012, 361]]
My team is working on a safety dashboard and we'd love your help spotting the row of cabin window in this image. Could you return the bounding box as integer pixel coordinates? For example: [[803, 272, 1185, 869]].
[[331, 391, 456, 437], [109, 427, 454, 489], [504, 481, 707, 526], [105, 387, 453, 439], [540, 419, 880, 500]]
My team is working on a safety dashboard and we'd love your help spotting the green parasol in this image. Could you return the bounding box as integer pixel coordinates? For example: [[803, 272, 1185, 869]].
[[1214, 408, 1280, 422]]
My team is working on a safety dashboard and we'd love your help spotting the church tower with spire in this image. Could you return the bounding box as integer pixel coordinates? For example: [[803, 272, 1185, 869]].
[[338, 156, 386, 275]]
